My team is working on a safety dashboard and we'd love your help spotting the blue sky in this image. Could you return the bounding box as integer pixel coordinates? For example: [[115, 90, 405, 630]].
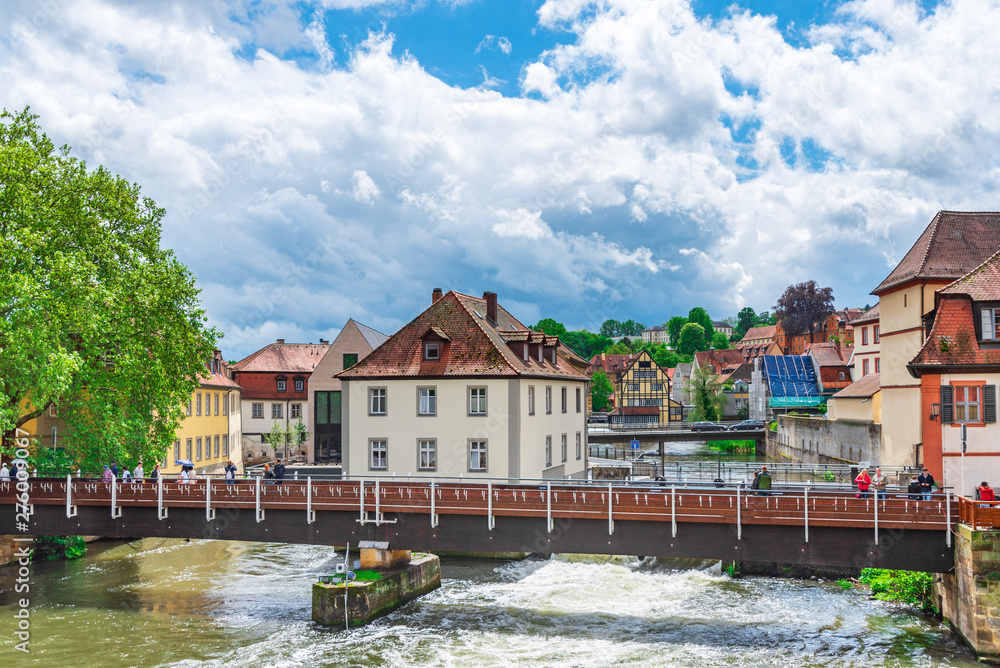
[[2, 0, 994, 359]]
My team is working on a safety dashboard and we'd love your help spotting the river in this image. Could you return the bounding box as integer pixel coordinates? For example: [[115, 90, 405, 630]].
[[0, 537, 980, 667]]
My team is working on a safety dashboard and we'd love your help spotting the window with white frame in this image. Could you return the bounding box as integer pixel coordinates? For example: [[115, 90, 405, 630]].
[[214, 393, 219, 415], [271, 403, 283, 419], [982, 307, 1000, 341], [196, 392, 202, 415], [418, 388, 436, 416], [370, 388, 387, 415], [277, 379, 286, 392], [196, 437, 203, 461], [576, 432, 581, 460], [528, 386, 535, 415], [186, 399, 192, 416], [370, 440, 387, 470], [214, 435, 220, 458], [186, 438, 192, 460], [561, 387, 567, 413], [545, 436, 552, 467], [651, 383, 664, 392], [174, 440, 181, 461], [469, 387, 487, 415], [874, 325, 880, 343], [223, 394, 228, 415], [469, 440, 487, 471], [424, 342, 440, 360], [295, 379, 304, 392], [291, 403, 302, 419], [546, 387, 552, 414], [561, 434, 567, 462], [419, 440, 436, 470], [956, 386, 982, 423], [576, 388, 581, 413], [252, 403, 263, 419], [222, 434, 229, 456], [627, 383, 640, 391]]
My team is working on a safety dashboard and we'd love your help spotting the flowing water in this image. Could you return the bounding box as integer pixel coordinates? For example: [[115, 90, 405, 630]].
[[0, 538, 980, 667]]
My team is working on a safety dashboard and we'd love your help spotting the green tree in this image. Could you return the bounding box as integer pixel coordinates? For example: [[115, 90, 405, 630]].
[[0, 108, 218, 471], [711, 331, 731, 350], [605, 342, 632, 355], [667, 316, 687, 348], [678, 323, 707, 356], [532, 318, 567, 337], [651, 345, 682, 369], [562, 330, 613, 359], [688, 364, 726, 422], [735, 306, 758, 337], [265, 420, 292, 460], [600, 319, 622, 338], [590, 371, 613, 412], [687, 307, 713, 337], [620, 319, 645, 336]]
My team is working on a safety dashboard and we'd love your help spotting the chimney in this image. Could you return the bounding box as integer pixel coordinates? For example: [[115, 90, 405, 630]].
[[432, 288, 443, 303], [276, 339, 285, 344], [319, 339, 329, 345], [484, 291, 497, 323], [834, 338, 841, 355]]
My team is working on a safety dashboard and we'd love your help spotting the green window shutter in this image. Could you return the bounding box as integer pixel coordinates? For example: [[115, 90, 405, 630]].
[[941, 385, 954, 424], [985, 385, 997, 424]]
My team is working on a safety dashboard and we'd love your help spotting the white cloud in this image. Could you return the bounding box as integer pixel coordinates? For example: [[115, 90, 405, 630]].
[[351, 170, 382, 205], [475, 34, 512, 55], [492, 208, 552, 240]]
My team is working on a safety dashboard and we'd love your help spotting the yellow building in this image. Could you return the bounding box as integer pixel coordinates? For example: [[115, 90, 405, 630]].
[[164, 352, 243, 476], [608, 350, 680, 426]]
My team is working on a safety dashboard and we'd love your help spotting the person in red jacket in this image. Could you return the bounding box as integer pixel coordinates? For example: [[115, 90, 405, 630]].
[[855, 469, 871, 499], [978, 481, 995, 503]]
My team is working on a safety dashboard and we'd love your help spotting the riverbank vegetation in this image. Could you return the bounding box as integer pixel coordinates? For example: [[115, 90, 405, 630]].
[[708, 440, 755, 453], [31, 535, 86, 561], [854, 569, 937, 613]]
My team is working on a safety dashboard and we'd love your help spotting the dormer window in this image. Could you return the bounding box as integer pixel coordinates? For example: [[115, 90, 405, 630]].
[[981, 306, 1000, 341], [295, 379, 304, 392], [425, 342, 440, 360], [277, 379, 287, 392]]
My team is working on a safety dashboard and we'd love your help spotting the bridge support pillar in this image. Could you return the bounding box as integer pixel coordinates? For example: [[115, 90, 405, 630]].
[[936, 523, 1000, 662]]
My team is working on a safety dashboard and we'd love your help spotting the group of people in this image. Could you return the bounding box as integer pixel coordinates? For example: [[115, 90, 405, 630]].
[[750, 466, 772, 495], [855, 466, 936, 500], [261, 460, 286, 484], [101, 461, 160, 483], [0, 461, 26, 481]]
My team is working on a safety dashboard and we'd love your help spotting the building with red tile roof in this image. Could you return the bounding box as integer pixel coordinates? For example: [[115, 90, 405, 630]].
[[338, 290, 589, 480], [805, 341, 855, 393], [874, 211, 1000, 473], [851, 304, 880, 378], [907, 249, 1000, 492]]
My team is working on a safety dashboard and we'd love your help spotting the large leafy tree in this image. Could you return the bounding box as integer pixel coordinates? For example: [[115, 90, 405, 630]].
[[590, 371, 613, 412], [711, 331, 730, 350], [531, 318, 567, 337], [0, 108, 218, 471], [688, 364, 727, 422], [687, 307, 714, 337], [678, 322, 707, 356], [774, 280, 835, 342], [666, 316, 687, 348], [735, 307, 759, 338]]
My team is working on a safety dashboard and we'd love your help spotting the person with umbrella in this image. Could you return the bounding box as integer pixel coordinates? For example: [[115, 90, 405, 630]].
[[176, 460, 194, 484]]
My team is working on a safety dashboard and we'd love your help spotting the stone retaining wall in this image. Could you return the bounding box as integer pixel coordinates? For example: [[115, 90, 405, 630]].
[[769, 415, 882, 466], [936, 524, 1000, 662]]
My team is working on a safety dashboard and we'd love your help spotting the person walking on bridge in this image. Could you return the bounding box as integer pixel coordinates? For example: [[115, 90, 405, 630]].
[[855, 468, 871, 499], [918, 468, 935, 501], [756, 466, 771, 496], [872, 467, 887, 500], [978, 481, 995, 504], [225, 460, 238, 485], [273, 459, 286, 485]]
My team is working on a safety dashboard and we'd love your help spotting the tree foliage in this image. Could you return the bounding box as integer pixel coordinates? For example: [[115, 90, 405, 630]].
[[688, 363, 727, 422], [858, 569, 937, 613], [687, 307, 713, 337], [531, 318, 567, 338], [667, 316, 687, 348], [0, 108, 218, 471], [590, 371, 613, 412], [774, 280, 835, 340], [599, 319, 645, 338], [711, 331, 731, 350], [678, 323, 707, 356]]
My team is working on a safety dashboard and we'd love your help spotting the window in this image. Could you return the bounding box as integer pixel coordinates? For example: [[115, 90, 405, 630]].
[[561, 387, 567, 413], [956, 385, 982, 423], [839, 371, 845, 380], [418, 440, 436, 470], [370, 440, 387, 470], [215, 393, 220, 416], [863, 359, 870, 376], [982, 308, 1000, 341], [576, 388, 581, 413], [576, 432, 582, 460], [545, 436, 552, 467], [277, 379, 287, 392], [627, 383, 640, 391], [343, 353, 359, 370], [469, 440, 487, 471], [196, 437, 203, 461], [561, 434, 567, 463], [51, 426, 57, 445], [469, 387, 487, 415], [546, 387, 552, 414], [272, 403, 283, 419], [291, 403, 302, 419], [651, 384, 664, 392], [874, 326, 880, 343], [49, 404, 57, 417], [222, 434, 229, 456], [214, 435, 220, 458], [370, 388, 387, 415], [418, 388, 436, 416], [196, 392, 202, 416], [295, 379, 304, 392], [174, 440, 181, 461], [252, 403, 263, 419], [186, 399, 192, 416], [528, 386, 535, 415], [875, 358, 880, 373], [223, 394, 228, 415], [862, 327, 869, 346], [186, 438, 192, 460], [424, 342, 440, 360]]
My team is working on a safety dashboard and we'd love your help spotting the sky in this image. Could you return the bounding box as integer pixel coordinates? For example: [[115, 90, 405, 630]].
[[2, 0, 997, 360]]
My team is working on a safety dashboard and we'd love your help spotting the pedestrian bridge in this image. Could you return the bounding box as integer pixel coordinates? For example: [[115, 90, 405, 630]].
[[587, 425, 766, 444], [0, 476, 962, 573]]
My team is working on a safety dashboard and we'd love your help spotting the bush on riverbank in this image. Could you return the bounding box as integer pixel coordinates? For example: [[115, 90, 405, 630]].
[[32, 535, 86, 561], [858, 568, 937, 613], [709, 440, 755, 453]]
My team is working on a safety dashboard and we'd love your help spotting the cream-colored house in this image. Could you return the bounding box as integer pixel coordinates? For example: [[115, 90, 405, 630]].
[[338, 290, 590, 481], [309, 319, 388, 463], [827, 373, 881, 423], [851, 304, 880, 379]]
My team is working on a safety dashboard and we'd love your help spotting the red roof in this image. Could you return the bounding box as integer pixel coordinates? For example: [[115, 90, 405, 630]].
[[939, 249, 1000, 300], [807, 341, 854, 367], [337, 291, 589, 380], [740, 325, 777, 342], [851, 303, 880, 325], [874, 211, 1000, 294], [233, 342, 331, 374], [694, 348, 745, 374], [588, 353, 639, 376], [832, 373, 880, 399]]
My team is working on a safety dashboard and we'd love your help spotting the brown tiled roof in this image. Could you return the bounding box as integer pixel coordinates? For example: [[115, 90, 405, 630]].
[[807, 342, 854, 367], [337, 291, 590, 380], [836, 308, 865, 322], [588, 353, 639, 376], [873, 211, 1000, 294], [910, 296, 1000, 368], [609, 406, 660, 416], [851, 303, 880, 325], [695, 348, 745, 374], [721, 362, 753, 384], [740, 325, 777, 342], [831, 373, 880, 399], [233, 342, 331, 373], [938, 249, 1000, 300]]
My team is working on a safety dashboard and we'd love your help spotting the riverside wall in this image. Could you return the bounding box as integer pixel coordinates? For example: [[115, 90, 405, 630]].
[[768, 416, 882, 467]]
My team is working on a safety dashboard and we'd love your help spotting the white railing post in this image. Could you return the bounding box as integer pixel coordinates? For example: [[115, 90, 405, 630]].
[[205, 478, 216, 522], [110, 474, 122, 519], [874, 486, 879, 546], [255, 476, 265, 523], [487, 481, 495, 531], [546, 482, 553, 533], [946, 490, 952, 548], [157, 474, 168, 520], [375, 479, 381, 520], [736, 485, 741, 540], [307, 476, 316, 524], [671, 485, 676, 538], [65, 474, 77, 518], [804, 488, 809, 543], [430, 482, 438, 528], [608, 482, 615, 536]]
